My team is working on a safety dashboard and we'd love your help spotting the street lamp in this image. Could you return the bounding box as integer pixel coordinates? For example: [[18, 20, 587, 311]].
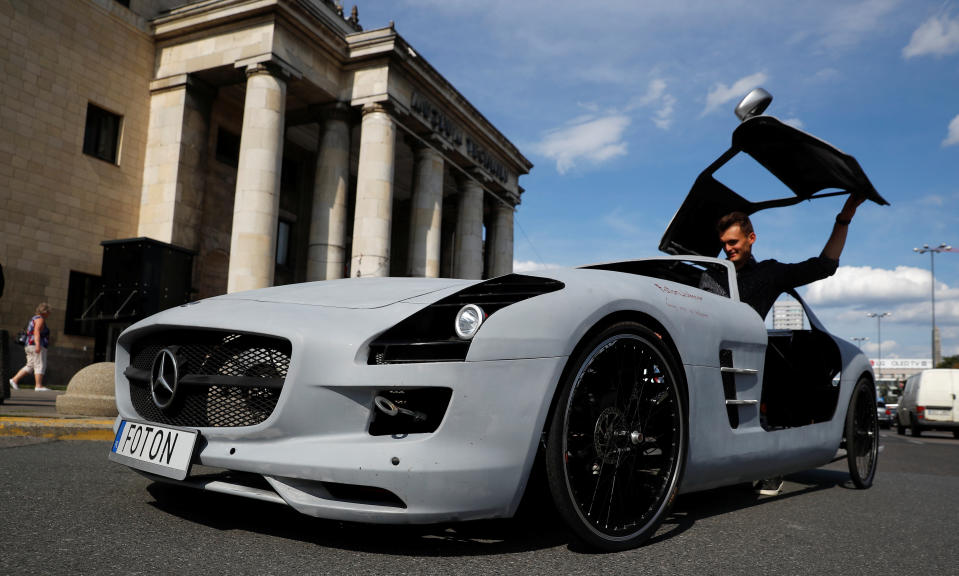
[[914, 242, 954, 366], [866, 312, 891, 380], [851, 336, 869, 348]]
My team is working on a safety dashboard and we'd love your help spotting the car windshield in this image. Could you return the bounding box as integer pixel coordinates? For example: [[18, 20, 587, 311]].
[[582, 259, 731, 297]]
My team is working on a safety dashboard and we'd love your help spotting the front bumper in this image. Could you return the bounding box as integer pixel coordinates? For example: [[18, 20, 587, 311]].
[[913, 418, 959, 431], [112, 299, 568, 523]]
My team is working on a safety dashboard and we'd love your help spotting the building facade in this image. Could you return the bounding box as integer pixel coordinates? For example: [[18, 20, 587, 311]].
[[772, 299, 804, 330], [0, 0, 531, 385]]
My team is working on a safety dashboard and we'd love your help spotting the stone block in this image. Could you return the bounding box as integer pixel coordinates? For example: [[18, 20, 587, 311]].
[[56, 361, 118, 417]]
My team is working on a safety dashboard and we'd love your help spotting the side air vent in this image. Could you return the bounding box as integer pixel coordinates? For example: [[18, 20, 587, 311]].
[[720, 349, 739, 429]]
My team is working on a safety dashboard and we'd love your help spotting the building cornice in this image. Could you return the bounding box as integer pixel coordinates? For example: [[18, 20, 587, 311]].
[[154, 0, 354, 53], [345, 27, 532, 177]]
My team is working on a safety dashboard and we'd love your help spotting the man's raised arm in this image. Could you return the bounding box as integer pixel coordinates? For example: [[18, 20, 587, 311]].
[[822, 194, 867, 262]]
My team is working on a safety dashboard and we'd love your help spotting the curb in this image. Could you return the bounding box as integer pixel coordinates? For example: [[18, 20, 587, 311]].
[[0, 416, 115, 441]]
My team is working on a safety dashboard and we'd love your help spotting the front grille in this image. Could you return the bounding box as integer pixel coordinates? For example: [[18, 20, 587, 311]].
[[126, 331, 291, 428]]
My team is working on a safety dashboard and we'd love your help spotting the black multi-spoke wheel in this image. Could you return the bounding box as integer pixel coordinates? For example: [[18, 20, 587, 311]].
[[844, 377, 879, 489], [546, 322, 685, 551]]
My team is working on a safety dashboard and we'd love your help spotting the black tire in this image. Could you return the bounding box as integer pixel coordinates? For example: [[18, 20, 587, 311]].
[[896, 420, 905, 435], [844, 377, 879, 489], [910, 418, 922, 437], [952, 430, 959, 439], [545, 322, 686, 551]]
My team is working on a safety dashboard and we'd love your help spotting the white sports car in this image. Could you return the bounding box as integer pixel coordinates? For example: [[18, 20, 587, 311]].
[[110, 90, 888, 550]]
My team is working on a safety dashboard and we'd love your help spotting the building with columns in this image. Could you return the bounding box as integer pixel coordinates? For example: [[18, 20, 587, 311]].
[[0, 0, 531, 385]]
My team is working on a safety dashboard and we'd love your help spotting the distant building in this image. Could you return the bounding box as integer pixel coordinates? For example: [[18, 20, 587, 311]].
[[0, 0, 531, 385], [772, 300, 804, 330], [871, 358, 933, 400]]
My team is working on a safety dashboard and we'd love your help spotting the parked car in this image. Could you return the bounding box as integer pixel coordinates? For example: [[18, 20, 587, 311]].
[[109, 89, 886, 551], [886, 403, 898, 427], [896, 369, 959, 437], [877, 398, 892, 429]]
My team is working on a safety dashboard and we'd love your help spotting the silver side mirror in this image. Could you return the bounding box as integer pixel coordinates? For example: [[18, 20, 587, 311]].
[[734, 88, 772, 122]]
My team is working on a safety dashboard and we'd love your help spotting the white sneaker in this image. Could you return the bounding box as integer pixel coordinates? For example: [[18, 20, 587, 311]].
[[8, 379, 18, 390], [35, 385, 51, 392], [754, 476, 784, 496]]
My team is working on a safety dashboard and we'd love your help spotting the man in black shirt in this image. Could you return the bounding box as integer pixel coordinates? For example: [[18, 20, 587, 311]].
[[715, 193, 865, 496], [718, 193, 866, 318]]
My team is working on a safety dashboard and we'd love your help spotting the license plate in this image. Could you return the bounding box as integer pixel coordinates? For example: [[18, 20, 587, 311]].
[[926, 409, 951, 418], [109, 420, 198, 480]]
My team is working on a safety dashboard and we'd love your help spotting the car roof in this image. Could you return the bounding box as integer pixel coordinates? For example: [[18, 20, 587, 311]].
[[659, 115, 888, 257]]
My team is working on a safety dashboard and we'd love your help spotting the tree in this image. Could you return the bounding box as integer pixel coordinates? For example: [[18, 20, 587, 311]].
[[937, 355, 959, 369]]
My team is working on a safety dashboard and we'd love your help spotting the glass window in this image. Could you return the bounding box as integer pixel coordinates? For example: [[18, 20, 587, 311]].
[[82, 103, 122, 164], [64, 270, 101, 337], [582, 259, 731, 297]]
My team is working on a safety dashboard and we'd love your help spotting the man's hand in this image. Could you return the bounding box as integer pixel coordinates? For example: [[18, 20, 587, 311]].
[[839, 193, 867, 222]]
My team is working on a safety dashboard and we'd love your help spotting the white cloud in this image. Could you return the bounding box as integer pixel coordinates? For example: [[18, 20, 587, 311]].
[[652, 94, 676, 130], [903, 13, 959, 58], [702, 72, 769, 117], [628, 79, 676, 130], [804, 266, 959, 341], [603, 208, 642, 236], [943, 114, 959, 147], [818, 0, 901, 49], [782, 117, 804, 129], [638, 79, 667, 106], [861, 340, 897, 355], [531, 115, 631, 174], [513, 260, 563, 273], [918, 194, 946, 206], [812, 68, 841, 83], [804, 265, 934, 306]]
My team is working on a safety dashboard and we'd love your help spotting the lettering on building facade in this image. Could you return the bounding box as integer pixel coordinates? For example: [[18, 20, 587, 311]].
[[871, 358, 933, 370], [411, 92, 463, 147], [465, 136, 508, 184], [411, 92, 508, 185]]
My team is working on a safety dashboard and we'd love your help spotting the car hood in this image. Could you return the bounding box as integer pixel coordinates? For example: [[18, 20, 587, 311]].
[[212, 277, 476, 309], [659, 115, 888, 257]]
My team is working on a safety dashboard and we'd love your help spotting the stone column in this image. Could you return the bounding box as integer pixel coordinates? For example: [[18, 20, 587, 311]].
[[453, 178, 485, 279], [227, 64, 287, 293], [350, 103, 396, 277], [137, 74, 212, 250], [306, 103, 351, 281], [407, 146, 444, 277], [487, 202, 514, 277]]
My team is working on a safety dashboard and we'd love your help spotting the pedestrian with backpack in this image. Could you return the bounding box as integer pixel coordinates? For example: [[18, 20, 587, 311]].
[[9, 302, 52, 391]]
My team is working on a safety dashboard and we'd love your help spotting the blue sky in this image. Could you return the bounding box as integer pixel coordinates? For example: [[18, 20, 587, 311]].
[[358, 0, 959, 361]]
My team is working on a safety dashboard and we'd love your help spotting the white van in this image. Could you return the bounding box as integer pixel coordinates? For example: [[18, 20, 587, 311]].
[[896, 369, 959, 438]]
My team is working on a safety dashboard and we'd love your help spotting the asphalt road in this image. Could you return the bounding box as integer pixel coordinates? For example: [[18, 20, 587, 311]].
[[1, 430, 957, 575]]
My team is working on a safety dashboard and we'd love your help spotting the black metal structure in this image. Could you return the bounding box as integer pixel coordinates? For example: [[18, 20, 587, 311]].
[[85, 238, 195, 362]]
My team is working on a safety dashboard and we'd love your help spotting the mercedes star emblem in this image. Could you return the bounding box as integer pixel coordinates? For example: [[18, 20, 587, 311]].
[[151, 348, 179, 410]]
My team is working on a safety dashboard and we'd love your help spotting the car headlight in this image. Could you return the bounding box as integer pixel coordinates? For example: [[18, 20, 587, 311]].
[[368, 274, 564, 364], [454, 304, 486, 340]]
